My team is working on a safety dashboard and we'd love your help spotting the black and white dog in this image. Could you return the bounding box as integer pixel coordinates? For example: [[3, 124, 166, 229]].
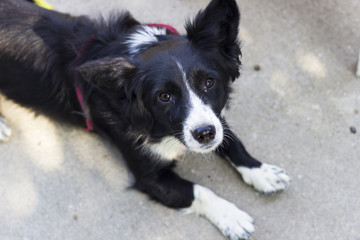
[[0, 0, 290, 239]]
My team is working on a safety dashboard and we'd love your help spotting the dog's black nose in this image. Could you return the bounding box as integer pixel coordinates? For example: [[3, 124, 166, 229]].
[[192, 125, 216, 144]]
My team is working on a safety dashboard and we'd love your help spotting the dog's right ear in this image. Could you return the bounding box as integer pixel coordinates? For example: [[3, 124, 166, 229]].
[[185, 0, 241, 81], [186, 0, 240, 57], [77, 57, 136, 92]]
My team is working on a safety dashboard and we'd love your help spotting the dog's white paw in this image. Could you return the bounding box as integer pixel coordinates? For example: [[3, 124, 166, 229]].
[[184, 185, 254, 240], [0, 117, 12, 142], [237, 163, 290, 194], [210, 201, 254, 240]]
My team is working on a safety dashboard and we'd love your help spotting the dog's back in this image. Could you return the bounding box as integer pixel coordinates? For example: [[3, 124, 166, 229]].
[[0, 0, 89, 124], [0, 0, 52, 66]]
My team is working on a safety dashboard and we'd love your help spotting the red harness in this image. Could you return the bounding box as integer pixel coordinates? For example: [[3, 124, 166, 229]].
[[74, 24, 179, 131], [75, 84, 94, 131], [146, 23, 179, 35]]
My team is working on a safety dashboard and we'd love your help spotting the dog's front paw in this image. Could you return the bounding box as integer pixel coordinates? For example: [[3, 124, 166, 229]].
[[211, 202, 254, 240], [185, 185, 254, 240], [237, 163, 290, 194], [0, 117, 11, 142]]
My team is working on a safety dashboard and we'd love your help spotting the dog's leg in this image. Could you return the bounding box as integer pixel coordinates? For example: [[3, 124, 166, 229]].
[[114, 138, 254, 240], [217, 121, 290, 194], [134, 165, 254, 240], [184, 184, 254, 240]]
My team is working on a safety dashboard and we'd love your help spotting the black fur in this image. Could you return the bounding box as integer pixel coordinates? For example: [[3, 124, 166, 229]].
[[0, 0, 268, 238]]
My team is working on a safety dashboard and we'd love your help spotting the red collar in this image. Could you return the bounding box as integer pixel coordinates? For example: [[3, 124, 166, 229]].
[[74, 23, 178, 131]]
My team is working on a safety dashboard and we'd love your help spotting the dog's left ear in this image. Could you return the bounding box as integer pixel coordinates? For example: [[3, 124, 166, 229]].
[[77, 57, 136, 92], [186, 0, 241, 80]]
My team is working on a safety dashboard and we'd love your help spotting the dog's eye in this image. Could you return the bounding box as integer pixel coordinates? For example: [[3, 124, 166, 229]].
[[203, 78, 215, 89], [159, 93, 172, 102]]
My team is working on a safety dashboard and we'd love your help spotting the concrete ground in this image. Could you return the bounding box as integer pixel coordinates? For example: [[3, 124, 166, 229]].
[[1, 0, 360, 239]]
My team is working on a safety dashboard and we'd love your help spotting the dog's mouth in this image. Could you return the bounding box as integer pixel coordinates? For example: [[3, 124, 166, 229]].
[[197, 144, 219, 152], [185, 140, 223, 154]]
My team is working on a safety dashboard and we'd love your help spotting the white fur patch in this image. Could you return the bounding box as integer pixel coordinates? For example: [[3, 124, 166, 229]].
[[0, 116, 11, 142], [220, 106, 227, 118], [126, 26, 167, 55], [183, 185, 254, 240], [175, 61, 223, 153], [183, 90, 223, 153], [237, 163, 291, 194], [145, 136, 187, 161]]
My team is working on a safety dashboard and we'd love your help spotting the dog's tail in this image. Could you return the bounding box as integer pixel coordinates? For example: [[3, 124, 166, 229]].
[[25, 0, 53, 10]]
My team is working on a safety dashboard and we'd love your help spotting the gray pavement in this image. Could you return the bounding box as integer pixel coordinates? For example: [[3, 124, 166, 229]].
[[1, 0, 360, 239]]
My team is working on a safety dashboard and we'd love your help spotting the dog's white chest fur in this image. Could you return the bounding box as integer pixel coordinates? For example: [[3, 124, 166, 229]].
[[146, 136, 187, 160]]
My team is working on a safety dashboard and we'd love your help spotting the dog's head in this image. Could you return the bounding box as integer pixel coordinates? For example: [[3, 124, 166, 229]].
[[79, 0, 241, 158]]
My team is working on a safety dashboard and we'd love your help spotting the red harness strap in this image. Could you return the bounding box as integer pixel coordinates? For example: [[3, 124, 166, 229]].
[[73, 34, 96, 131], [146, 23, 179, 35], [74, 23, 178, 131], [75, 84, 94, 131]]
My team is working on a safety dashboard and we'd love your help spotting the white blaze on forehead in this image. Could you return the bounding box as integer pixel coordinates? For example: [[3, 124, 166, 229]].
[[174, 60, 223, 153], [126, 25, 167, 55], [175, 60, 187, 83]]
